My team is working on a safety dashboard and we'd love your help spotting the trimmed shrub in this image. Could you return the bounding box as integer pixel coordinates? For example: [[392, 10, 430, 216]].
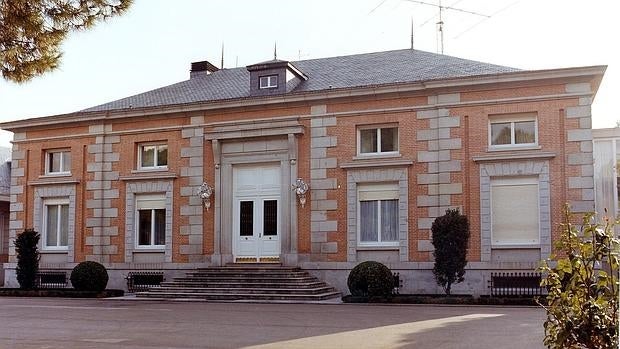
[[538, 207, 619, 349], [347, 261, 394, 297], [15, 229, 40, 290], [70, 261, 109, 292], [431, 208, 470, 295]]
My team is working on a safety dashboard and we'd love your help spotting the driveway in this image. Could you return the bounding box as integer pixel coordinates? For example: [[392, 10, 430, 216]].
[[0, 297, 545, 348]]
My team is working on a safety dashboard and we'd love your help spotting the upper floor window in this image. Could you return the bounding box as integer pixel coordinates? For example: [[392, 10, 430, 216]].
[[43, 198, 69, 250], [139, 144, 168, 170], [45, 149, 71, 175], [357, 183, 399, 246], [358, 126, 399, 155], [489, 114, 537, 148], [259, 75, 278, 89], [135, 194, 166, 248]]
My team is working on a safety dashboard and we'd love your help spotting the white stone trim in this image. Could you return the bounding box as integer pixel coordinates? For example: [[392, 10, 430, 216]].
[[125, 181, 173, 263], [479, 160, 551, 262], [346, 167, 409, 262], [33, 185, 76, 262]]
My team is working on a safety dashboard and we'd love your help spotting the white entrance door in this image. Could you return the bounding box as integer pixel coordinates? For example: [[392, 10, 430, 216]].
[[233, 164, 281, 262]]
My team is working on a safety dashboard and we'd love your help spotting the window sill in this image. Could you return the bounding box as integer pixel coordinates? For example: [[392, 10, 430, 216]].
[[356, 245, 399, 251], [40, 249, 68, 254], [341, 158, 413, 169], [133, 248, 165, 253], [29, 177, 80, 186], [353, 153, 401, 160], [132, 168, 169, 174], [120, 171, 177, 181], [40, 173, 72, 178], [472, 151, 556, 163], [487, 145, 541, 152], [491, 244, 540, 249]]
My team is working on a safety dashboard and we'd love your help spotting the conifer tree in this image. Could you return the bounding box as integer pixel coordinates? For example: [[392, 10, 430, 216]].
[[0, 0, 132, 83]]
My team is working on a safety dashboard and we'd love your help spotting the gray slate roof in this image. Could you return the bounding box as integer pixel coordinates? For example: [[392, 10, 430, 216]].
[[82, 49, 520, 113]]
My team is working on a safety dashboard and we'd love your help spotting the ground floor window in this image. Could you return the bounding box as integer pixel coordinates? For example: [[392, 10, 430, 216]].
[[358, 183, 399, 246], [43, 199, 69, 249], [491, 177, 540, 245], [136, 194, 166, 248]]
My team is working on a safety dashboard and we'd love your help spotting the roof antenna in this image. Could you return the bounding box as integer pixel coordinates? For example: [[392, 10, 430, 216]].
[[403, 0, 490, 54], [235, 55, 239, 68], [273, 42, 277, 60], [220, 42, 224, 69], [410, 16, 414, 49]]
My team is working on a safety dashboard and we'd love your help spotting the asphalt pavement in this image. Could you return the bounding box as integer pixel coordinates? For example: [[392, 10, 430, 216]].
[[0, 297, 545, 348]]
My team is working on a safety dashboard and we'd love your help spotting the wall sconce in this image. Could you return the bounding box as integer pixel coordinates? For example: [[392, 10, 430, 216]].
[[292, 178, 309, 208], [198, 182, 214, 210]]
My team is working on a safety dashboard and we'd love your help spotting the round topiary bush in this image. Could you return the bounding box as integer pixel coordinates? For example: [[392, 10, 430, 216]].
[[347, 261, 394, 297], [70, 261, 109, 292]]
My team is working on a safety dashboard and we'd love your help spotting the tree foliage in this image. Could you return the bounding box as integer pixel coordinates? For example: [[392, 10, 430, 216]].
[[538, 207, 619, 349], [70, 261, 109, 292], [347, 261, 394, 298], [431, 208, 470, 295], [0, 0, 132, 83], [15, 229, 40, 290]]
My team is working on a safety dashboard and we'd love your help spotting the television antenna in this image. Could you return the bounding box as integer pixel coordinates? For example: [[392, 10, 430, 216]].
[[403, 0, 490, 54]]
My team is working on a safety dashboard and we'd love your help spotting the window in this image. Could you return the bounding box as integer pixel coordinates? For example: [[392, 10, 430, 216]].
[[135, 195, 166, 248], [491, 177, 539, 245], [358, 126, 399, 155], [43, 199, 69, 249], [259, 75, 278, 89], [138, 144, 168, 170], [489, 114, 537, 148], [357, 183, 399, 246], [45, 150, 71, 174]]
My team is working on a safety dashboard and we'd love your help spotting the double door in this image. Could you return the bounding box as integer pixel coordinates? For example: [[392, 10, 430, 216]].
[[232, 164, 281, 261]]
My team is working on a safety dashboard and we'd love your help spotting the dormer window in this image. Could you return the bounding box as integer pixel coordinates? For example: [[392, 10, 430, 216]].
[[259, 75, 278, 89]]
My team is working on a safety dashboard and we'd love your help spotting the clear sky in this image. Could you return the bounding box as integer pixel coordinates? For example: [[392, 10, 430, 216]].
[[0, 0, 618, 147]]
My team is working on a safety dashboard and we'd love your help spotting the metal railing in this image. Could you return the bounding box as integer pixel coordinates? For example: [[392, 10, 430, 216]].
[[488, 272, 545, 297], [36, 271, 68, 289], [126, 271, 165, 293]]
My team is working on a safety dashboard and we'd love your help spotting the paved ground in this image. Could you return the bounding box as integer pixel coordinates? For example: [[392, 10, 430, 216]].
[[0, 297, 545, 349]]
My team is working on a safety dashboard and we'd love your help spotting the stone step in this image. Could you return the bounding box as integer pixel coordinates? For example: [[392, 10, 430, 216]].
[[185, 271, 310, 278], [173, 276, 318, 283], [199, 266, 300, 272], [147, 286, 336, 295], [160, 281, 327, 289], [136, 291, 342, 301]]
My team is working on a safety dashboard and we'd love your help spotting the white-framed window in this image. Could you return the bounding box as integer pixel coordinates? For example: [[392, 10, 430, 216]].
[[135, 194, 166, 248], [490, 177, 540, 246], [45, 150, 71, 175], [357, 125, 399, 155], [259, 75, 278, 89], [43, 198, 69, 250], [489, 113, 537, 148], [357, 183, 399, 246], [138, 144, 168, 170]]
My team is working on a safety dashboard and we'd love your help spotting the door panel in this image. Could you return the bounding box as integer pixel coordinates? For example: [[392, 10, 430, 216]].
[[233, 164, 281, 261]]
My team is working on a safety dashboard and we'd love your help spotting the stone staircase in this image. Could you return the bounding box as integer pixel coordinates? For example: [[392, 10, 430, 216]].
[[136, 264, 341, 302]]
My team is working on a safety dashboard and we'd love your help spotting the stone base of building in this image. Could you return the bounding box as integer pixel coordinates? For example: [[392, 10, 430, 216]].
[[4, 261, 539, 296]]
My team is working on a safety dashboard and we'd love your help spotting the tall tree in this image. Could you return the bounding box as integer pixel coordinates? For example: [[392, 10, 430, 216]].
[[0, 0, 132, 83], [431, 208, 470, 295]]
